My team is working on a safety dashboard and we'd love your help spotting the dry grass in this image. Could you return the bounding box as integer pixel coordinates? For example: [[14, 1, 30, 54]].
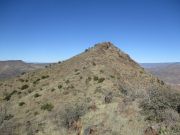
[[0, 42, 179, 135]]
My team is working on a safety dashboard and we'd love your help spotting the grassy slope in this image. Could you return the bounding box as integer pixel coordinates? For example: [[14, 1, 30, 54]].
[[0, 42, 179, 135]]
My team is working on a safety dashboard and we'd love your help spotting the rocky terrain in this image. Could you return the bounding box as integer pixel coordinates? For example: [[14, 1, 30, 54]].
[[0, 42, 180, 135], [0, 60, 48, 80]]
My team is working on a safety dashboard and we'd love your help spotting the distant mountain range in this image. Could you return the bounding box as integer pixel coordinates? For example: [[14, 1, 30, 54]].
[[1, 60, 179, 87], [141, 62, 180, 85], [0, 60, 49, 80]]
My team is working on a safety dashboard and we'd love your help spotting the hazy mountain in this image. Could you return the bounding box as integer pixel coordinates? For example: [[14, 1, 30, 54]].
[[0, 42, 179, 135], [141, 63, 180, 86], [0, 60, 49, 80]]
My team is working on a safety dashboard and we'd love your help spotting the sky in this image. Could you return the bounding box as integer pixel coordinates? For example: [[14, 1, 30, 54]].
[[0, 0, 180, 63]]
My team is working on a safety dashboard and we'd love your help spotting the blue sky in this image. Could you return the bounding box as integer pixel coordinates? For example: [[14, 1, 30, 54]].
[[0, 0, 180, 63]]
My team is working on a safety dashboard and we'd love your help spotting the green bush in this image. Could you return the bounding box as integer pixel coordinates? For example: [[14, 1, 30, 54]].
[[74, 69, 79, 72], [19, 102, 25, 106], [98, 77, 105, 83], [33, 78, 40, 84], [87, 77, 91, 81], [93, 76, 98, 81], [58, 85, 62, 89], [41, 75, 49, 79], [140, 88, 180, 122], [4, 114, 14, 121], [19, 78, 24, 82], [34, 93, 41, 98], [65, 80, 70, 84], [41, 103, 54, 111], [59, 103, 87, 129], [3, 90, 17, 101], [110, 75, 115, 78], [51, 88, 55, 92], [105, 92, 113, 104], [100, 70, 104, 73], [85, 49, 89, 52], [21, 84, 29, 90]]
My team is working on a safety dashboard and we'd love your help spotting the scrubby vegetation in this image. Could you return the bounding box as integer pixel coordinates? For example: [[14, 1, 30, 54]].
[[58, 85, 63, 89], [21, 84, 29, 90], [140, 88, 180, 134], [65, 80, 70, 84], [41, 103, 54, 111], [140, 88, 180, 122], [19, 102, 25, 106], [98, 77, 105, 83], [34, 93, 41, 98], [58, 103, 87, 130], [3, 90, 17, 101], [105, 92, 113, 103], [41, 75, 49, 79], [93, 76, 98, 81], [33, 78, 40, 84]]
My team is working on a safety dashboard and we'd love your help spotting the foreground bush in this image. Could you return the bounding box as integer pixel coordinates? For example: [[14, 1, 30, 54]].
[[140, 88, 180, 122], [57, 103, 87, 130]]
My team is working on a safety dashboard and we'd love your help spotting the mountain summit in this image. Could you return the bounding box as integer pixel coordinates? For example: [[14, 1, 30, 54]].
[[0, 42, 180, 135]]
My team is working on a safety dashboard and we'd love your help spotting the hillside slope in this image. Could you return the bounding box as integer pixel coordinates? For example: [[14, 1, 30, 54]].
[[0, 42, 180, 135]]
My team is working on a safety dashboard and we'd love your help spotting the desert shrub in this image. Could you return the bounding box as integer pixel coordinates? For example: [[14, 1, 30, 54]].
[[17, 91, 22, 95], [34, 111, 39, 116], [88, 77, 92, 81], [19, 102, 25, 106], [21, 72, 26, 75], [0, 120, 17, 135], [34, 93, 41, 98], [4, 114, 14, 121], [41, 103, 54, 111], [105, 92, 113, 104], [0, 106, 6, 125], [41, 75, 49, 79], [59, 103, 87, 129], [100, 70, 104, 73], [28, 89, 33, 93], [98, 77, 105, 83], [21, 84, 29, 90], [51, 88, 55, 92], [110, 75, 115, 78], [58, 85, 62, 89], [19, 78, 25, 82], [161, 109, 180, 125], [88, 103, 97, 111], [178, 105, 180, 113], [33, 78, 40, 84], [3, 90, 17, 101], [65, 80, 70, 84], [140, 88, 180, 122], [85, 49, 89, 52], [120, 88, 128, 96], [74, 69, 79, 72], [93, 76, 98, 81], [92, 62, 96, 66]]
